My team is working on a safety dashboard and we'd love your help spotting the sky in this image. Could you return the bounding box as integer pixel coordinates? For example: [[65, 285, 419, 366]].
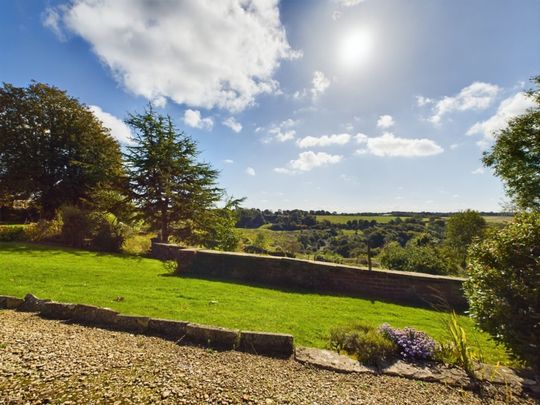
[[1, 0, 539, 212]]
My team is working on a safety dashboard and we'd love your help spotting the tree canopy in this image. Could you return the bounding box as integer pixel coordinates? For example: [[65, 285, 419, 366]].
[[483, 76, 540, 211], [0, 82, 124, 217], [124, 106, 224, 243]]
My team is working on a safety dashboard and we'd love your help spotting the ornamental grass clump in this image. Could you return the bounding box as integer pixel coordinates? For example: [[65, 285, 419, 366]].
[[379, 323, 436, 361]]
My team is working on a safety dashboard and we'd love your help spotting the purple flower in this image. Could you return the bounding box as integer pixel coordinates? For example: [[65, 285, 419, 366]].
[[379, 324, 435, 361]]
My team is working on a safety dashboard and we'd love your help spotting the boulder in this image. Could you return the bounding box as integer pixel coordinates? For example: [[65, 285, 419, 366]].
[[239, 331, 294, 357], [114, 314, 150, 333], [148, 318, 188, 340], [40, 302, 76, 320], [17, 294, 50, 312], [71, 304, 118, 326], [185, 323, 239, 350], [0, 295, 24, 309]]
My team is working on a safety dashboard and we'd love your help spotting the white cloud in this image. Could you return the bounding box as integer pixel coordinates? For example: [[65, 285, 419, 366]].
[[311, 70, 331, 99], [332, 11, 342, 21], [296, 133, 351, 148], [275, 151, 342, 174], [151, 96, 167, 108], [222, 117, 242, 133], [467, 92, 536, 147], [46, 0, 301, 112], [266, 118, 299, 142], [429, 82, 500, 124], [183, 109, 213, 130], [471, 167, 485, 175], [333, 0, 365, 6], [42, 7, 66, 40], [356, 132, 444, 157], [376, 114, 394, 129], [223, 159, 234, 164], [246, 167, 256, 176], [88, 105, 132, 144], [416, 96, 433, 107]]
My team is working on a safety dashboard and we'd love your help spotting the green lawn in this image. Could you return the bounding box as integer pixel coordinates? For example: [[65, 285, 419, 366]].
[[0, 242, 509, 364]]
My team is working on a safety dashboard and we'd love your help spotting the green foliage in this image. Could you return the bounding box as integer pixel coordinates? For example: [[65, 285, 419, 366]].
[[90, 213, 132, 253], [0, 225, 27, 242], [445, 210, 486, 265], [60, 206, 94, 248], [465, 212, 540, 372], [328, 323, 397, 366], [436, 312, 480, 378], [379, 241, 459, 275], [0, 82, 124, 218], [25, 219, 62, 242], [483, 76, 540, 211], [124, 106, 224, 243]]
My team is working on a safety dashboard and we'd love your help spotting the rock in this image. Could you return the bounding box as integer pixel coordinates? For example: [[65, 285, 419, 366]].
[[40, 302, 76, 320], [294, 347, 375, 374], [17, 294, 50, 312], [239, 331, 293, 357], [147, 318, 188, 340], [0, 295, 24, 310], [71, 304, 118, 326], [161, 390, 171, 399], [114, 315, 149, 333], [185, 323, 239, 350]]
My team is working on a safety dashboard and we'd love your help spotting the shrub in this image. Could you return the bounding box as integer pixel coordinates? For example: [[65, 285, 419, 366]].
[[379, 242, 459, 275], [60, 205, 93, 247], [379, 323, 436, 361], [328, 323, 397, 366], [465, 212, 540, 372], [0, 225, 27, 242], [90, 213, 131, 253], [25, 219, 62, 242]]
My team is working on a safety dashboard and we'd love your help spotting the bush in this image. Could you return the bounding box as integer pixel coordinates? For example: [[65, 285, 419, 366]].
[[379, 242, 459, 275], [379, 323, 436, 361], [90, 213, 131, 253], [465, 213, 540, 372], [328, 323, 397, 366], [25, 218, 62, 242], [0, 225, 27, 242], [60, 206, 93, 247]]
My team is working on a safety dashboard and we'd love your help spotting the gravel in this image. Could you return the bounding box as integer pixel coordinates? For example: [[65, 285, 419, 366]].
[[0, 311, 534, 404]]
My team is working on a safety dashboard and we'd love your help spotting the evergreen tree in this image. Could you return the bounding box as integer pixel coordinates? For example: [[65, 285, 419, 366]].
[[124, 106, 223, 243]]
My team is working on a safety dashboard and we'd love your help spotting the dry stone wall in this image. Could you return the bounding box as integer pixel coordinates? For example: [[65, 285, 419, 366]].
[[151, 243, 467, 310]]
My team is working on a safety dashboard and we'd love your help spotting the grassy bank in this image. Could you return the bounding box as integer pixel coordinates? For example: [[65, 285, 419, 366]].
[[0, 242, 509, 364]]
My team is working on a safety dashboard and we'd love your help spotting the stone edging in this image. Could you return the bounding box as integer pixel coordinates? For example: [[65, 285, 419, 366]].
[[1, 293, 538, 396], [0, 294, 293, 358]]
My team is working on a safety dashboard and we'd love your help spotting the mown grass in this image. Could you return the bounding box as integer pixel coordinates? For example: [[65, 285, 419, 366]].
[[0, 242, 510, 364]]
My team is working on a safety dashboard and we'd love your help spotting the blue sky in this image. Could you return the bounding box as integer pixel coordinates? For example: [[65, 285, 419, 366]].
[[1, 0, 539, 212]]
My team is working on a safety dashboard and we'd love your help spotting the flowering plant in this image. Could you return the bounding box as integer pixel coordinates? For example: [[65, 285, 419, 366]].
[[379, 323, 435, 361]]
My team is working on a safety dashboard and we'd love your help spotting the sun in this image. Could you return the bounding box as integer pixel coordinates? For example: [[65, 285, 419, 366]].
[[339, 30, 373, 68]]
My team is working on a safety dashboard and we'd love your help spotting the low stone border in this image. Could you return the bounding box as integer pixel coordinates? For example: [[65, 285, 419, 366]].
[[0, 294, 293, 358], [295, 347, 540, 395]]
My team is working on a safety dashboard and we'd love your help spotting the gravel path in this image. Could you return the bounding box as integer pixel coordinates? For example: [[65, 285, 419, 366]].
[[0, 311, 534, 404]]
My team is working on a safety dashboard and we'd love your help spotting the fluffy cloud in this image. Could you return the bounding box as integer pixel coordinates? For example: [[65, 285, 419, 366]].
[[466, 92, 536, 147], [416, 96, 433, 107], [223, 159, 234, 164], [311, 70, 331, 99], [275, 151, 342, 174], [376, 115, 394, 129], [88, 105, 132, 144], [47, 0, 300, 112], [296, 133, 351, 148], [222, 117, 242, 133], [471, 167, 485, 175], [356, 132, 443, 157], [245, 167, 256, 176], [183, 109, 213, 130], [266, 118, 298, 142], [333, 0, 365, 6], [428, 82, 500, 124]]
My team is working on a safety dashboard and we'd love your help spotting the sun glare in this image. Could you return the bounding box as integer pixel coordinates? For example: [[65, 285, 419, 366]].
[[339, 30, 373, 68]]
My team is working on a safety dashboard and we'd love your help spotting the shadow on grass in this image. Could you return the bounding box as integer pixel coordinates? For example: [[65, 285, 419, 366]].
[[163, 271, 457, 313], [0, 241, 147, 262]]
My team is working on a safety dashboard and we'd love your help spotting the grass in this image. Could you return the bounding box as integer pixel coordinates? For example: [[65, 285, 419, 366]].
[[0, 242, 510, 365]]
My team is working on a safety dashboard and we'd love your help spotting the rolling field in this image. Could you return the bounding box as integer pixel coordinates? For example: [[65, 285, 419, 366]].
[[0, 242, 510, 365], [316, 215, 401, 224]]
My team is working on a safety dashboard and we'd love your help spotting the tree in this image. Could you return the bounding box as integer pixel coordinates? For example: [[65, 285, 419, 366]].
[[124, 106, 225, 243], [0, 82, 124, 218], [445, 210, 486, 265], [483, 76, 540, 211], [465, 213, 540, 372]]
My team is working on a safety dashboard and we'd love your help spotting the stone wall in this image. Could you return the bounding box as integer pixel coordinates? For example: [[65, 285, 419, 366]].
[[151, 243, 467, 310]]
